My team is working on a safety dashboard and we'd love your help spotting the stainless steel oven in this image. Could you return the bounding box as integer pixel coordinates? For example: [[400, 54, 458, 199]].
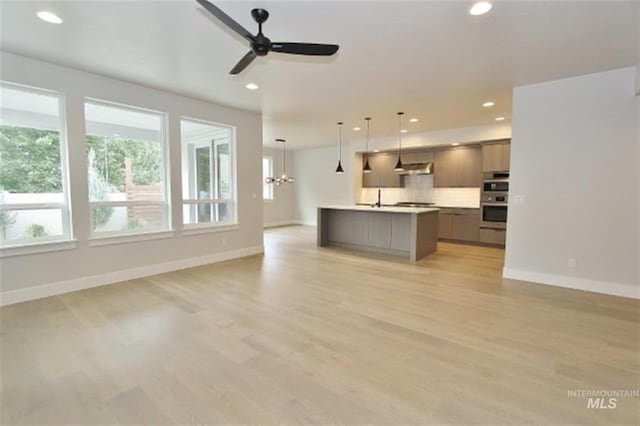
[[481, 197, 508, 229]]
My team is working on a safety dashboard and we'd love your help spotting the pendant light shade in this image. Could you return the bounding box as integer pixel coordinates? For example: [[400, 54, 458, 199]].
[[363, 159, 372, 173], [335, 122, 344, 174], [394, 112, 404, 172], [363, 117, 372, 174], [265, 139, 294, 185]]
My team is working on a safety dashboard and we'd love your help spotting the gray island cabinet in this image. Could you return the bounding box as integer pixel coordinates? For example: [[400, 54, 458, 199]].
[[317, 206, 440, 262]]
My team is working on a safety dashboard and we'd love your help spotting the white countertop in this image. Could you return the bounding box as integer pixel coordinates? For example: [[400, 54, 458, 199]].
[[319, 205, 440, 214]]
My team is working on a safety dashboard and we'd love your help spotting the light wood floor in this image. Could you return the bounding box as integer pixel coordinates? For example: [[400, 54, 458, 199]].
[[1, 226, 638, 425]]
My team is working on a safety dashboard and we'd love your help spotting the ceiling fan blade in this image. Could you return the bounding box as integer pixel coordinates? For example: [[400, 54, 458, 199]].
[[196, 0, 255, 42], [230, 51, 257, 75], [271, 42, 339, 56]]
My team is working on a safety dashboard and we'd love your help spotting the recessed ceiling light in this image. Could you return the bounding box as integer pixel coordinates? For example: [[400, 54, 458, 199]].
[[37, 11, 63, 24], [495, 116, 505, 121], [353, 127, 361, 131], [451, 143, 460, 146], [482, 101, 495, 107], [400, 129, 408, 133], [409, 118, 419, 123], [469, 2, 492, 16], [245, 82, 258, 90]]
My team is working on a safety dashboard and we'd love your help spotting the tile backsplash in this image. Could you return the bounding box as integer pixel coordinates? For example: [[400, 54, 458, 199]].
[[359, 175, 480, 208]]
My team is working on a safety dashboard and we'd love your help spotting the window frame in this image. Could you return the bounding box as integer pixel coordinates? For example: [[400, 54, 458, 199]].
[[263, 156, 274, 201], [180, 116, 238, 230], [0, 81, 73, 249], [84, 97, 171, 239]]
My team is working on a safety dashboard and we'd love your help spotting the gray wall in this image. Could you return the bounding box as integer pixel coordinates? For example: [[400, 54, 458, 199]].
[[0, 52, 264, 296], [505, 66, 639, 298]]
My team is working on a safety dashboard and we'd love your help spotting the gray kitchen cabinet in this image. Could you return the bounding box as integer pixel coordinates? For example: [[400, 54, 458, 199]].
[[479, 228, 506, 246], [434, 146, 481, 188], [434, 149, 458, 187], [362, 153, 401, 188], [368, 213, 392, 248], [414, 150, 434, 163], [438, 211, 454, 239], [403, 150, 434, 164], [390, 213, 412, 251], [439, 208, 480, 242], [481, 141, 511, 172], [451, 213, 480, 242]]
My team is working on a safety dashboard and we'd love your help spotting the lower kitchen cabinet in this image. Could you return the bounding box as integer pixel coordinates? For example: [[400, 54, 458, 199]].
[[438, 209, 480, 242], [479, 228, 506, 245]]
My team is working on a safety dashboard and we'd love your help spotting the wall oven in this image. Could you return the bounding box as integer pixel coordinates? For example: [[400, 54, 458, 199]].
[[481, 198, 508, 229]]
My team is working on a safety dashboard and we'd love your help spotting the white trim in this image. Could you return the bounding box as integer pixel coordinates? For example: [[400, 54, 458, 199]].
[[502, 267, 640, 299], [263, 220, 298, 229], [89, 200, 165, 208], [182, 223, 239, 236], [0, 245, 264, 306], [88, 230, 174, 247], [0, 239, 77, 258]]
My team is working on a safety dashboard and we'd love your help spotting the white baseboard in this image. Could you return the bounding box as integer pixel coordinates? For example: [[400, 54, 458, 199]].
[[502, 267, 639, 299], [263, 220, 297, 228], [0, 245, 264, 307]]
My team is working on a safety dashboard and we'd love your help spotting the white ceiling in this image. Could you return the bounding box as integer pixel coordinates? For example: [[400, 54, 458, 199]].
[[1, 0, 638, 149]]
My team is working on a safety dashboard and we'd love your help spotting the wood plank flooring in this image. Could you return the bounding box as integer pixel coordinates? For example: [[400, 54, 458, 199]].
[[1, 225, 638, 424]]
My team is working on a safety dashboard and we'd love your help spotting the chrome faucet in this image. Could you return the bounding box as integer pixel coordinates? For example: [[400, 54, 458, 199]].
[[376, 188, 381, 207]]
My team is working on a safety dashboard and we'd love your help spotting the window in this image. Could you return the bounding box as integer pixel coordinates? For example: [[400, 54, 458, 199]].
[[0, 82, 71, 247], [84, 100, 169, 236], [180, 118, 236, 227], [263, 156, 274, 200]]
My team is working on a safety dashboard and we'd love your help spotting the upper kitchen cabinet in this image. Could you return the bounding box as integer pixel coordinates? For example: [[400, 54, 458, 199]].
[[481, 141, 511, 172], [362, 153, 402, 188], [433, 146, 482, 188], [402, 150, 434, 164]]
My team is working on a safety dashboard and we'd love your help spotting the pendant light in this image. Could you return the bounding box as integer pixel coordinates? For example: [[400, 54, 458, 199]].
[[363, 117, 372, 173], [394, 112, 404, 172], [335, 122, 344, 174], [265, 138, 295, 186]]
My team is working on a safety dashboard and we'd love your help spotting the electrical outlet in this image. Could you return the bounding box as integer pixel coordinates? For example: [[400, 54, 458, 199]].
[[222, 237, 227, 247], [567, 257, 577, 268], [252, 192, 257, 199]]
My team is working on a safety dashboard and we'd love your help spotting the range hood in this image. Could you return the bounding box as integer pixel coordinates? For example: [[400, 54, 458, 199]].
[[398, 162, 434, 175]]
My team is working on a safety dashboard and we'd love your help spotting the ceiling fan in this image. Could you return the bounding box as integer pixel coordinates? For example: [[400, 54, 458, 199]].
[[196, 0, 340, 74]]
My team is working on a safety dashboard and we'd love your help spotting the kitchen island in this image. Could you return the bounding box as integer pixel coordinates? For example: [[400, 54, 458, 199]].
[[317, 205, 440, 262]]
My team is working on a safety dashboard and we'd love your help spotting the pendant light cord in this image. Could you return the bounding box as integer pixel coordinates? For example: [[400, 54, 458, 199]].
[[365, 117, 371, 159], [398, 112, 403, 155], [338, 122, 342, 161]]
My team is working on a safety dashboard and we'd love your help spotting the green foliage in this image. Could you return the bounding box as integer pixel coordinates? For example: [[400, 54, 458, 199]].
[[0, 126, 61, 193], [87, 161, 114, 228], [125, 217, 148, 230], [86, 135, 162, 191], [0, 189, 16, 238], [0, 126, 162, 195], [25, 224, 48, 238]]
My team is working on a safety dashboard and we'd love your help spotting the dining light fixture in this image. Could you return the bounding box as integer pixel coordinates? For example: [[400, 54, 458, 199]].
[[265, 139, 294, 185], [363, 117, 372, 173], [394, 112, 404, 172], [335, 122, 344, 174]]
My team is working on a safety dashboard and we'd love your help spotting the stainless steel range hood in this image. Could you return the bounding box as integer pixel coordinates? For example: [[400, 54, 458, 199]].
[[398, 162, 434, 175]]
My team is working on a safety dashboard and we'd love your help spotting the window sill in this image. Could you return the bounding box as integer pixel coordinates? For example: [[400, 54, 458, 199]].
[[182, 223, 240, 236], [89, 230, 175, 247], [0, 239, 78, 258]]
